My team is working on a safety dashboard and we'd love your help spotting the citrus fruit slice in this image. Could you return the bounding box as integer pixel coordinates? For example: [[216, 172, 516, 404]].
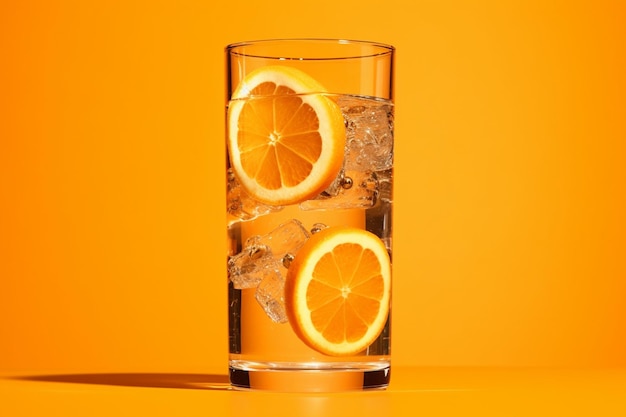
[[227, 66, 346, 206], [284, 226, 391, 356]]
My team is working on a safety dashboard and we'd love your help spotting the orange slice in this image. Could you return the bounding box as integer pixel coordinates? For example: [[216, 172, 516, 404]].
[[227, 66, 346, 206], [284, 226, 391, 356]]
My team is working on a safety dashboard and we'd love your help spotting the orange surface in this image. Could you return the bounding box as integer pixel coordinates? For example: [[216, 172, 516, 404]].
[[2, 368, 626, 416], [2, 0, 626, 381]]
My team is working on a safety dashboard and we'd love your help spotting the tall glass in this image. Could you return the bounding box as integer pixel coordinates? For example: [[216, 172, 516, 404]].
[[225, 39, 395, 392]]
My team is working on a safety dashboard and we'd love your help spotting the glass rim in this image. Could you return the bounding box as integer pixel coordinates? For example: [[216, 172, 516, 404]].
[[225, 38, 395, 61]]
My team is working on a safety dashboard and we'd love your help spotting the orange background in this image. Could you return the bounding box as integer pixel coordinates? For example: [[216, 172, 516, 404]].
[[1, 0, 625, 374]]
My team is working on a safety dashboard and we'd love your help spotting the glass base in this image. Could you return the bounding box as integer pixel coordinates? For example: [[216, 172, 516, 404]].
[[229, 360, 390, 392]]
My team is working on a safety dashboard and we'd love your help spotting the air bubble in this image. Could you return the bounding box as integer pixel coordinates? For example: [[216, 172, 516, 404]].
[[311, 223, 329, 234]]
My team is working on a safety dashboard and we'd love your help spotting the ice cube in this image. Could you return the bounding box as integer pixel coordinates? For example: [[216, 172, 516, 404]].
[[227, 219, 310, 292], [227, 244, 274, 289], [376, 168, 393, 204], [300, 170, 378, 210], [228, 219, 311, 320], [340, 96, 394, 172], [227, 168, 282, 224], [256, 219, 310, 260], [255, 270, 288, 323]]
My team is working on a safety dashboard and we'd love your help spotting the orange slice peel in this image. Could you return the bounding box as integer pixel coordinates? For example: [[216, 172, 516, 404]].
[[227, 66, 346, 206], [284, 226, 391, 356]]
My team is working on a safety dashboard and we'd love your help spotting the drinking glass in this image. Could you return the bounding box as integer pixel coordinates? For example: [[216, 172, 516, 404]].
[[225, 39, 395, 392]]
